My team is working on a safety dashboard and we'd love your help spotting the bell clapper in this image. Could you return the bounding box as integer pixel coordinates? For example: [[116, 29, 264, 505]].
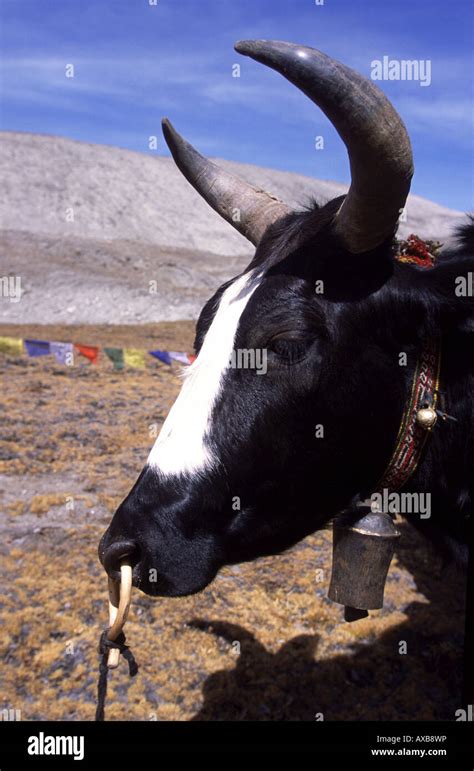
[[344, 606, 369, 622]]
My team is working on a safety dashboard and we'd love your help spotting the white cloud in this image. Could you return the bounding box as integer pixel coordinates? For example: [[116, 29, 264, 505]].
[[398, 95, 473, 138]]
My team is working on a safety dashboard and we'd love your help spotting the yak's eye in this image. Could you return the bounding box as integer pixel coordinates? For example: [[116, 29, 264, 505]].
[[268, 337, 312, 363]]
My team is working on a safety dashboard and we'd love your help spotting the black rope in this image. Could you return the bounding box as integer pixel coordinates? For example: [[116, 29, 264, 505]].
[[95, 630, 139, 721]]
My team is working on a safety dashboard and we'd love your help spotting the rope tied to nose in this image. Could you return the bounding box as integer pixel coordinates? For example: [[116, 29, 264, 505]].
[[95, 562, 138, 721]]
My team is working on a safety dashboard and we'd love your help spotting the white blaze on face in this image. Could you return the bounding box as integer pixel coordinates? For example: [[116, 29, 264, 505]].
[[147, 272, 260, 477]]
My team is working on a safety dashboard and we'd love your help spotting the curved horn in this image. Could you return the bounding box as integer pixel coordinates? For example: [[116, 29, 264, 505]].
[[235, 40, 413, 254], [162, 118, 292, 246]]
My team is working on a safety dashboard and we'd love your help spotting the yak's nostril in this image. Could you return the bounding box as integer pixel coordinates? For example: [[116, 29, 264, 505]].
[[101, 539, 139, 577]]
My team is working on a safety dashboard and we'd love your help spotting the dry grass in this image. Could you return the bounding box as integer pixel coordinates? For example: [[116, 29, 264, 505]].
[[0, 323, 465, 721]]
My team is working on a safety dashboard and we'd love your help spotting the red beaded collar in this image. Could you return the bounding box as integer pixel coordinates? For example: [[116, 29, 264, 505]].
[[375, 235, 442, 492]]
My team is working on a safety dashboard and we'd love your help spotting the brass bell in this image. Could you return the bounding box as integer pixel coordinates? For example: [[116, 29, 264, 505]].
[[416, 406, 437, 430], [328, 505, 400, 622]]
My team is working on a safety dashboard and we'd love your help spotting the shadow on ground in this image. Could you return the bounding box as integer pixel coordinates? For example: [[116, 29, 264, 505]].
[[190, 528, 465, 721]]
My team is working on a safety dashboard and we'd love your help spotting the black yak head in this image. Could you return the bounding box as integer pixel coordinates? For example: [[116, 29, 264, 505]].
[[100, 40, 455, 596]]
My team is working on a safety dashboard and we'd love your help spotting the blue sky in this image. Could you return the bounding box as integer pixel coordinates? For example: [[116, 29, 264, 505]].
[[1, 0, 473, 210]]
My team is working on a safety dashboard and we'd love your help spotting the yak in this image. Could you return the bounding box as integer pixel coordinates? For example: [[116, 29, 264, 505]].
[[99, 41, 472, 621]]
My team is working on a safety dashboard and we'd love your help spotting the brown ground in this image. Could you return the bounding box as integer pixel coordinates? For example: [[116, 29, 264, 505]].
[[0, 323, 466, 721]]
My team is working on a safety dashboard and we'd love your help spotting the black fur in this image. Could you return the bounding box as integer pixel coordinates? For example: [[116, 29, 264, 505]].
[[100, 200, 473, 597]]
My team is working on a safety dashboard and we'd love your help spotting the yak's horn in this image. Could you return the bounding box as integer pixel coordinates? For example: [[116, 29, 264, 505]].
[[235, 40, 414, 254], [162, 118, 291, 246]]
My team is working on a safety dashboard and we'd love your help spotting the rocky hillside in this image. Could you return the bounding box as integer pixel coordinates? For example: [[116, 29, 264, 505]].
[[0, 132, 466, 323]]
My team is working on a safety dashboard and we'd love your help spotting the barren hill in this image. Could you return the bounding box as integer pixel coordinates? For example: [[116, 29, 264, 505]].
[[0, 131, 466, 323]]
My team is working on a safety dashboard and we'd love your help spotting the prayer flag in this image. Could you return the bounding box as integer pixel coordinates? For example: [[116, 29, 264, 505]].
[[24, 339, 50, 357], [149, 350, 172, 366], [104, 347, 124, 370], [75, 344, 99, 364], [0, 336, 23, 356], [168, 351, 192, 365], [123, 348, 146, 369], [50, 342, 74, 366]]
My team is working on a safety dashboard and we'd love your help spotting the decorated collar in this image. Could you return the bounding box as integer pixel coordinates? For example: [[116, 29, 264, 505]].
[[375, 336, 441, 493], [374, 235, 446, 493]]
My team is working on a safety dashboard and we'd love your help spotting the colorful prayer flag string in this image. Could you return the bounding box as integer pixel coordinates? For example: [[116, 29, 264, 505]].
[[0, 336, 193, 371]]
